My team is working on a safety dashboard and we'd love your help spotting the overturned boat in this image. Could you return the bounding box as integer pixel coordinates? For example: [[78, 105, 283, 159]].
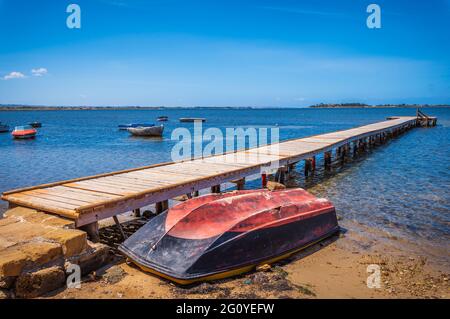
[[119, 188, 339, 284]]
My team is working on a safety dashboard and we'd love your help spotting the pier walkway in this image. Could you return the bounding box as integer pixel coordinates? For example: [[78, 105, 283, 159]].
[[1, 115, 434, 231]]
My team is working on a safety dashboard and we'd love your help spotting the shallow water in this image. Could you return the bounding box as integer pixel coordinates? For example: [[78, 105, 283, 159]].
[[0, 107, 449, 261]]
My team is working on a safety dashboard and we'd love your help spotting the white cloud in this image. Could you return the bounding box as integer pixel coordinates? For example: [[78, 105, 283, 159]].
[[31, 68, 48, 77], [3, 71, 25, 80]]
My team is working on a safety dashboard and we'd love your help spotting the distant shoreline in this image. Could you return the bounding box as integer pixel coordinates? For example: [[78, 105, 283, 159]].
[[309, 103, 450, 109], [0, 104, 448, 111]]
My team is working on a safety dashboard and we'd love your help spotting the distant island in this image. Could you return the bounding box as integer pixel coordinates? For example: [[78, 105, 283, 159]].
[[0, 103, 448, 111], [309, 103, 449, 108], [0, 105, 256, 111]]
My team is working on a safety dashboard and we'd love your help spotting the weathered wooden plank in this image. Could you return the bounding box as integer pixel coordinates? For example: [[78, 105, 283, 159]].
[[30, 188, 112, 204], [101, 175, 163, 188], [51, 186, 122, 200], [76, 179, 149, 192], [6, 193, 80, 211], [22, 190, 92, 206], [64, 182, 131, 196]]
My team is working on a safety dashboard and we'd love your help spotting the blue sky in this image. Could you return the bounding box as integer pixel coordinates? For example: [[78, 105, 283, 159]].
[[0, 0, 449, 107]]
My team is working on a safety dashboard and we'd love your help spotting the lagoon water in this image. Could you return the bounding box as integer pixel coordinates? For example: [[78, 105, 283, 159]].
[[0, 107, 449, 261]]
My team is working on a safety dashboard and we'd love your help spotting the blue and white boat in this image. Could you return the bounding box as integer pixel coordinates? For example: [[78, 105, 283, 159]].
[[118, 123, 154, 130]]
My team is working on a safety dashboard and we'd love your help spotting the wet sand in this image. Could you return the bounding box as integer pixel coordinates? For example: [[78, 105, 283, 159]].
[[45, 213, 449, 299]]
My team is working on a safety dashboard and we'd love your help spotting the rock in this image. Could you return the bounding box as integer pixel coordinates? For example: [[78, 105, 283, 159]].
[[0, 289, 11, 299], [256, 264, 271, 272], [4, 207, 75, 229], [0, 276, 16, 289], [173, 194, 189, 202], [243, 279, 252, 285], [66, 242, 109, 276], [45, 229, 87, 257], [0, 242, 63, 277], [266, 181, 286, 191], [15, 266, 66, 298], [103, 266, 127, 284], [142, 210, 154, 219]]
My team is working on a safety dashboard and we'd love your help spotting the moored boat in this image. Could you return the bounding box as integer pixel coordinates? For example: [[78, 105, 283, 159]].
[[119, 188, 339, 284], [0, 122, 9, 133], [12, 125, 37, 139], [179, 118, 206, 122], [28, 122, 42, 128], [118, 123, 154, 130], [157, 116, 168, 121], [127, 125, 164, 137]]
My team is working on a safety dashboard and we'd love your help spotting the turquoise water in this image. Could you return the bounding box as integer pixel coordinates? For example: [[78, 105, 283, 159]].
[[0, 107, 449, 258]]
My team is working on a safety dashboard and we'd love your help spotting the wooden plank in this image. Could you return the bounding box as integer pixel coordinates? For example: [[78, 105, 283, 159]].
[[128, 171, 193, 182], [76, 179, 149, 192], [6, 193, 80, 211], [64, 182, 131, 196], [119, 172, 185, 184], [101, 175, 163, 188], [22, 190, 92, 206], [30, 188, 111, 204], [96, 176, 159, 188], [51, 186, 122, 200], [3, 195, 78, 219]]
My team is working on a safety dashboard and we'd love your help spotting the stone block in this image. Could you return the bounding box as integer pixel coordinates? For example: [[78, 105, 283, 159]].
[[0, 242, 63, 277], [45, 229, 87, 257], [67, 242, 110, 276], [15, 266, 66, 298]]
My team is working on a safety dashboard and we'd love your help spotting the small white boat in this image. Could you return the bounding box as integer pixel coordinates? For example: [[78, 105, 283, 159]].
[[127, 125, 164, 137], [179, 118, 206, 123]]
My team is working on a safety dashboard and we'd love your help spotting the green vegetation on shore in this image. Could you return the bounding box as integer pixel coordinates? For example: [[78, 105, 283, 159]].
[[0, 103, 448, 111], [309, 103, 449, 108]]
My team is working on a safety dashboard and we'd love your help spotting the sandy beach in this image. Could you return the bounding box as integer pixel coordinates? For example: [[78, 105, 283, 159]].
[[43, 211, 449, 299]]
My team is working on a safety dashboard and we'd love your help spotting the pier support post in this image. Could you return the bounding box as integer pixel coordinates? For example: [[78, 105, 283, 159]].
[[324, 151, 332, 169], [304, 159, 312, 177], [155, 200, 169, 214], [231, 178, 246, 190], [211, 185, 221, 193], [113, 215, 127, 240], [133, 208, 141, 217], [340, 145, 347, 164], [261, 173, 268, 188], [80, 221, 100, 243], [275, 167, 287, 184], [287, 163, 297, 174]]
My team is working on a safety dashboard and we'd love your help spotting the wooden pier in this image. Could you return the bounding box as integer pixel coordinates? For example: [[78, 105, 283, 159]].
[[1, 115, 436, 239]]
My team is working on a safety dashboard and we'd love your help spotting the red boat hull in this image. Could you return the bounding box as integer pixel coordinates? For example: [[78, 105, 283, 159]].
[[119, 188, 339, 284], [12, 129, 36, 139]]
